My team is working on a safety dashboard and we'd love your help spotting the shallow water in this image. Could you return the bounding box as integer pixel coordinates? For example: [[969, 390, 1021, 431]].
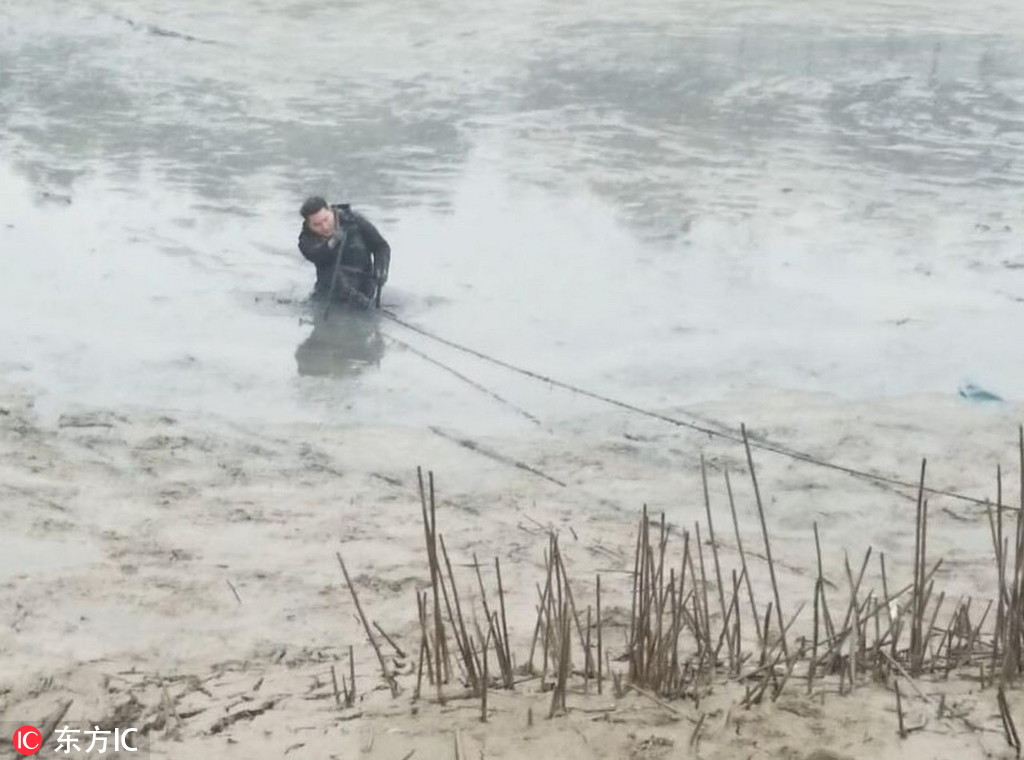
[[3, 0, 1024, 432]]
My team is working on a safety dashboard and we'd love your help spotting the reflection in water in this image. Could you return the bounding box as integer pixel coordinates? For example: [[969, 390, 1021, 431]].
[[295, 307, 386, 379]]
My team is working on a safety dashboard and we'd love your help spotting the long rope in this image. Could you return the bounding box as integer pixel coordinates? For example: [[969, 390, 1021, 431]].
[[370, 304, 1009, 510], [384, 333, 542, 426]]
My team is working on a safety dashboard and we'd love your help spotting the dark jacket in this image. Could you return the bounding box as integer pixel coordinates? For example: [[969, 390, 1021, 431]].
[[298, 204, 391, 299]]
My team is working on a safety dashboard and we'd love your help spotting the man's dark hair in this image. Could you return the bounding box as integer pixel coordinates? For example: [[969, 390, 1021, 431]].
[[300, 196, 329, 219]]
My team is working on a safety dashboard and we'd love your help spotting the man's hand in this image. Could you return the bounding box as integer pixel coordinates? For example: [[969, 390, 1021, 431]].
[[375, 266, 389, 286], [326, 232, 344, 250]]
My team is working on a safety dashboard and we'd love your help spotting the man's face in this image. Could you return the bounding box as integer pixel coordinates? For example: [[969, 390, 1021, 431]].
[[307, 207, 336, 238]]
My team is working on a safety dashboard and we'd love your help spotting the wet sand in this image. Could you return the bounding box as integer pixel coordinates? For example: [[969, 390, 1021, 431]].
[[2, 378, 1020, 758]]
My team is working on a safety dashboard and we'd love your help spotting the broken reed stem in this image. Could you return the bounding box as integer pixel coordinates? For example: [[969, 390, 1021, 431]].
[[689, 712, 707, 747], [686, 532, 710, 663], [554, 601, 572, 716], [771, 638, 806, 701], [809, 577, 821, 694], [669, 569, 687, 690], [713, 567, 746, 672], [1008, 426, 1024, 683], [895, 680, 907, 738], [726, 467, 761, 647], [433, 478, 455, 686], [634, 516, 647, 679], [871, 594, 882, 669], [561, 602, 569, 716], [418, 468, 447, 704], [814, 523, 836, 642], [999, 686, 1022, 755], [417, 591, 435, 693], [839, 547, 873, 638], [540, 591, 552, 688], [349, 644, 356, 706], [415, 610, 426, 699], [626, 683, 682, 715], [701, 456, 730, 632], [997, 465, 1006, 658], [597, 574, 604, 695], [496, 556, 514, 688], [695, 521, 713, 667], [879, 552, 891, 628], [481, 630, 490, 723], [528, 550, 555, 673], [843, 552, 862, 687], [536, 598, 549, 686], [373, 620, 407, 659], [911, 460, 925, 671], [551, 540, 592, 676], [473, 553, 505, 683], [439, 535, 480, 691], [553, 535, 565, 650], [730, 569, 743, 674], [965, 600, 993, 670], [651, 513, 668, 685], [911, 459, 929, 675], [330, 665, 341, 709], [340, 670, 350, 708], [629, 507, 646, 681], [742, 424, 789, 664], [988, 467, 1008, 666], [925, 590, 946, 671], [759, 602, 773, 668], [585, 606, 593, 692], [336, 552, 397, 697]]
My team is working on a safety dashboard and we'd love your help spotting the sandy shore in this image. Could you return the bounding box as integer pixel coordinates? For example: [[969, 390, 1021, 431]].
[[2, 380, 1022, 759]]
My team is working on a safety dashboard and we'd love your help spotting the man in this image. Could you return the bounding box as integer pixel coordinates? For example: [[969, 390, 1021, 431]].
[[298, 196, 391, 303]]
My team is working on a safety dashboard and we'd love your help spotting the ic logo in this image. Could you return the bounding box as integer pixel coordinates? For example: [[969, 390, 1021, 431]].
[[12, 725, 43, 756]]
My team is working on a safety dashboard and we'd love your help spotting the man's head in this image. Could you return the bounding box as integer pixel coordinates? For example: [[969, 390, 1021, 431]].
[[300, 196, 335, 238]]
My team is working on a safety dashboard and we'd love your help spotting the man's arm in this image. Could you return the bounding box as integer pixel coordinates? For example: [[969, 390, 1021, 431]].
[[298, 229, 340, 267], [353, 212, 391, 282]]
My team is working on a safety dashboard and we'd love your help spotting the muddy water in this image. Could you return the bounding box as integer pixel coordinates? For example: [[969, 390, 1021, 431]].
[[2, 0, 1024, 433]]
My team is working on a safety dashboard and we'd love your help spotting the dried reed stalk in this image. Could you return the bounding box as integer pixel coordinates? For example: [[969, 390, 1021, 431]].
[[742, 424, 789, 663], [336, 552, 398, 696]]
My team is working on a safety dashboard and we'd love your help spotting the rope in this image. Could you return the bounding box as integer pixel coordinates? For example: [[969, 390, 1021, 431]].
[[370, 304, 1010, 511], [383, 333, 542, 426]]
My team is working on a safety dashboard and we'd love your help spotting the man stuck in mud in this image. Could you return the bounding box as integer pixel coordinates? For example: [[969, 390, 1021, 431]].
[[298, 196, 391, 306]]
